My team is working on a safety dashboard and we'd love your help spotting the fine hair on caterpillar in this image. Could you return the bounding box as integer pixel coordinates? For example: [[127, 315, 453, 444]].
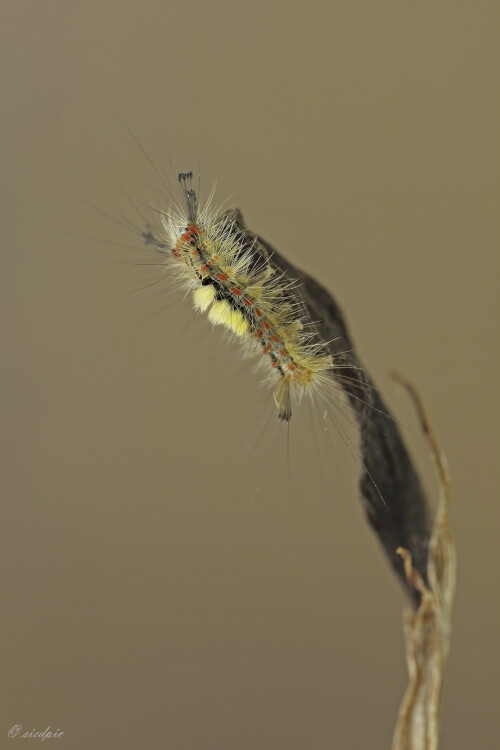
[[134, 167, 396, 507], [160, 171, 334, 425], [94, 131, 400, 509]]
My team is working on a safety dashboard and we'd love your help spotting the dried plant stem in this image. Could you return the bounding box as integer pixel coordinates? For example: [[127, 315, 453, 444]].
[[223, 218, 456, 746], [391, 374, 456, 750], [145, 208, 455, 746]]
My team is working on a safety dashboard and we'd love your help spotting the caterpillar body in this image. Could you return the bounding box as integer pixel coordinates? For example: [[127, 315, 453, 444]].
[[146, 172, 334, 423]]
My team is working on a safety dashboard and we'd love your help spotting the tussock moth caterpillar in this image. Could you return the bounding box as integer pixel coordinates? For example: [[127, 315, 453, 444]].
[[96, 135, 432, 597], [133, 165, 399, 509], [144, 172, 337, 424]]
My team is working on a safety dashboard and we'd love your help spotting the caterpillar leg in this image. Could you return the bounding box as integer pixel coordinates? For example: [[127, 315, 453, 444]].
[[275, 376, 292, 422]]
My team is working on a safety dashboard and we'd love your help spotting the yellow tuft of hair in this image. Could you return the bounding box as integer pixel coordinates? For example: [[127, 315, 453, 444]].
[[208, 299, 249, 337], [227, 308, 249, 336], [193, 285, 216, 312], [208, 299, 232, 327]]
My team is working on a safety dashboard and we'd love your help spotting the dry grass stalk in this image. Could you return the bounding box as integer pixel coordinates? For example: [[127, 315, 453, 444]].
[[391, 374, 456, 750]]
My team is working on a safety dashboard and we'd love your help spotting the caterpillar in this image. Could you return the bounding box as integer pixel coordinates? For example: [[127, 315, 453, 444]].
[[143, 171, 334, 423]]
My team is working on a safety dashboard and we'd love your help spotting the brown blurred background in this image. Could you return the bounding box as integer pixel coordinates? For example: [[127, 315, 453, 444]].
[[2, 2, 498, 748]]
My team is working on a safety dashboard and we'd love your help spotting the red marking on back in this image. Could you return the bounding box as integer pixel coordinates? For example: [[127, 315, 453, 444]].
[[255, 309, 262, 317], [192, 249, 200, 256], [255, 329, 263, 338], [230, 287, 241, 296], [180, 232, 191, 242], [262, 321, 271, 330], [279, 348, 286, 356], [287, 363, 296, 371], [271, 361, 278, 368], [244, 297, 254, 306], [216, 272, 228, 282], [271, 334, 279, 343], [200, 264, 209, 272], [187, 223, 200, 235]]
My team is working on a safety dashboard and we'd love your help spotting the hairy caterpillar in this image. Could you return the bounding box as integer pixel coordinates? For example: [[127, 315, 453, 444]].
[[120, 159, 400, 512], [143, 172, 337, 424], [104, 145, 430, 605]]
